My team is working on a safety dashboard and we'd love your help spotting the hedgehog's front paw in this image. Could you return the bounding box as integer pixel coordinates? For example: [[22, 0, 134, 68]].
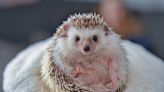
[[70, 63, 86, 78]]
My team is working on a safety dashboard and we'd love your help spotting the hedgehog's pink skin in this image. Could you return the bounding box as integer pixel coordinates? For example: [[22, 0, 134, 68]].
[[70, 56, 120, 91]]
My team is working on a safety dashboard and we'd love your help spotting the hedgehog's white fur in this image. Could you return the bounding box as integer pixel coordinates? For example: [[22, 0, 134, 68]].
[[3, 13, 164, 92]]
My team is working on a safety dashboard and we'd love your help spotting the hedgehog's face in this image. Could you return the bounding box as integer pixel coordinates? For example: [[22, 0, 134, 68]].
[[67, 26, 110, 55]]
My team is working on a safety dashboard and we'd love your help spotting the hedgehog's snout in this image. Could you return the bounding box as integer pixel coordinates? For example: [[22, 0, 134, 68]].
[[83, 45, 90, 52]]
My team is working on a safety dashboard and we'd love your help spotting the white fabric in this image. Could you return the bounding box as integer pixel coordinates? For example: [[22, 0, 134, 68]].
[[3, 38, 164, 92]]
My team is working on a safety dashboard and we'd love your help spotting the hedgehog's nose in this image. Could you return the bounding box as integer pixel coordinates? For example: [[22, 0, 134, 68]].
[[83, 45, 90, 52]]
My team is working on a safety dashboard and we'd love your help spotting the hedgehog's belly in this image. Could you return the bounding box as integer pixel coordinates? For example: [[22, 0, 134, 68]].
[[70, 59, 116, 91]]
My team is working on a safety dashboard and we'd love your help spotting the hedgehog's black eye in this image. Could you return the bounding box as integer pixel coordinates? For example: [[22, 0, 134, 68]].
[[75, 36, 80, 42], [92, 35, 98, 42]]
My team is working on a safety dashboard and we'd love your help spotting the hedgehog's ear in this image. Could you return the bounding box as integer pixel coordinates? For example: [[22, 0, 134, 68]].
[[57, 24, 70, 38], [63, 24, 70, 31], [103, 25, 110, 36]]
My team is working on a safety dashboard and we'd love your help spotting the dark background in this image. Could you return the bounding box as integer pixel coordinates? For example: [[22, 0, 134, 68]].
[[0, 0, 164, 91]]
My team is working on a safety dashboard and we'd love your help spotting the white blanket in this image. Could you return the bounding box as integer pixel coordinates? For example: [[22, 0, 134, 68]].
[[3, 38, 164, 92]]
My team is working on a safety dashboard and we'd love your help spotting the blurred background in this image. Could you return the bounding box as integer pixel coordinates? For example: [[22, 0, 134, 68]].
[[0, 0, 164, 91]]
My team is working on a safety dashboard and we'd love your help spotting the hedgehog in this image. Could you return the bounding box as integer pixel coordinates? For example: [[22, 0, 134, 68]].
[[41, 13, 128, 92]]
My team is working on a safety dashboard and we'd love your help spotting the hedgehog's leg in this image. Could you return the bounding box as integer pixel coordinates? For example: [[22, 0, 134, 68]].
[[106, 72, 120, 89], [101, 56, 120, 89]]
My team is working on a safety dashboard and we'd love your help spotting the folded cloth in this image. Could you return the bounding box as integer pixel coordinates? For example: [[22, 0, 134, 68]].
[[3, 38, 164, 92]]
